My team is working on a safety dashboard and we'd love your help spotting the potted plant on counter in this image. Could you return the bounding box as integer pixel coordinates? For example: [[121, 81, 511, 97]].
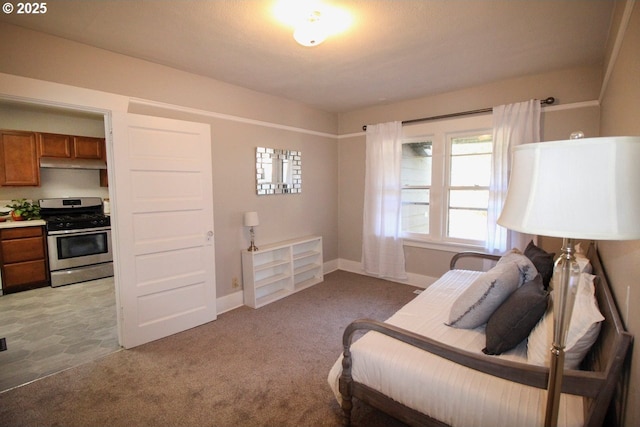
[[6, 199, 41, 221]]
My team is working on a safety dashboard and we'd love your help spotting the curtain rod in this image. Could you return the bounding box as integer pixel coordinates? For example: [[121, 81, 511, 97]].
[[361, 97, 555, 131]]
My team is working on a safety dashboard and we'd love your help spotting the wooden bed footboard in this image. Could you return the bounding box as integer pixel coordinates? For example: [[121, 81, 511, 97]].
[[339, 245, 632, 427]]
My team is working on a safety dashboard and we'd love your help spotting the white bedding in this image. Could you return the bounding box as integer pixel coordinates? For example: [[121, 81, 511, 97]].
[[328, 269, 584, 427]]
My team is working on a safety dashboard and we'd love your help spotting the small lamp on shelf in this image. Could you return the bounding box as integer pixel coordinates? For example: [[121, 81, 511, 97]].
[[244, 211, 260, 252], [497, 134, 640, 426]]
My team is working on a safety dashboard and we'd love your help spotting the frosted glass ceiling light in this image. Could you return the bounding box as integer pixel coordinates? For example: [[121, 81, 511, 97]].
[[293, 11, 327, 46], [274, 0, 351, 47]]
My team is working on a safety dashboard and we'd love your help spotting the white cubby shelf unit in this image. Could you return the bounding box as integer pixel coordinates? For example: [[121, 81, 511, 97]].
[[242, 236, 323, 308]]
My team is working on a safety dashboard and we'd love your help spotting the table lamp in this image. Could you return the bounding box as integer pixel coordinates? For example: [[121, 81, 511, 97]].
[[243, 211, 259, 251]]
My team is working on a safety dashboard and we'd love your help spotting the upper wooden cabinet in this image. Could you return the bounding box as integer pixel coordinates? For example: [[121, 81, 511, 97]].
[[1, 129, 107, 187], [72, 136, 104, 160], [0, 130, 40, 186], [38, 132, 73, 158], [39, 133, 104, 160]]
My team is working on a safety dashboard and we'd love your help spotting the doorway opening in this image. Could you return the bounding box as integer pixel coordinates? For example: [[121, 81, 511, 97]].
[[0, 99, 119, 392]]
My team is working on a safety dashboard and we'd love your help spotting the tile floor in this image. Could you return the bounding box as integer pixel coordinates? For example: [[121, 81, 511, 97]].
[[0, 277, 120, 392]]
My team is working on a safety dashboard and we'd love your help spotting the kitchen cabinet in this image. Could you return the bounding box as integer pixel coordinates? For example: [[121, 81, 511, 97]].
[[0, 225, 49, 294], [39, 132, 104, 160], [0, 130, 40, 186], [99, 138, 109, 187], [242, 236, 323, 308], [38, 132, 72, 158], [72, 136, 104, 160], [100, 169, 109, 187], [1, 129, 108, 187], [40, 133, 108, 186]]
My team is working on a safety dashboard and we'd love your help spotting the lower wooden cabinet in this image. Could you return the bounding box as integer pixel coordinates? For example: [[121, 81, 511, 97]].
[[0, 226, 49, 294]]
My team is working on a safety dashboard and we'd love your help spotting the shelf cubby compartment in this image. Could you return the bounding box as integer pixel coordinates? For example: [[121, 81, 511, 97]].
[[254, 278, 292, 307], [253, 247, 290, 270], [292, 237, 322, 291]]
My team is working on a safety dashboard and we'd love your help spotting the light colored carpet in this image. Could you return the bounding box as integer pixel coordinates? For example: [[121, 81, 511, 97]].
[[0, 270, 418, 427]]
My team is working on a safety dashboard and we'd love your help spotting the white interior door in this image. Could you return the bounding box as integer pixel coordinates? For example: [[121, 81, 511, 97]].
[[110, 112, 216, 349]]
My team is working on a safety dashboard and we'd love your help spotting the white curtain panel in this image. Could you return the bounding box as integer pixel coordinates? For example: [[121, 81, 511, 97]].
[[362, 121, 407, 280], [486, 100, 541, 253]]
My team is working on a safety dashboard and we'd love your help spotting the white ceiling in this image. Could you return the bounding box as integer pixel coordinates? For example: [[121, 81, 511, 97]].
[[0, 0, 615, 113]]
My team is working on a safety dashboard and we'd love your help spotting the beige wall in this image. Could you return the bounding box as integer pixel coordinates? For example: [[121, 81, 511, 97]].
[[0, 22, 339, 299], [598, 3, 640, 427], [338, 65, 602, 135], [337, 66, 602, 279]]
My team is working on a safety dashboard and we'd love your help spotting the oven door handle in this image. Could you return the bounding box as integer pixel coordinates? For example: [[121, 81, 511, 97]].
[[47, 226, 112, 236]]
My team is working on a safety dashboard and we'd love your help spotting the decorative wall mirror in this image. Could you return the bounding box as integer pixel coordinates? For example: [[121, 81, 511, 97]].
[[256, 147, 302, 195]]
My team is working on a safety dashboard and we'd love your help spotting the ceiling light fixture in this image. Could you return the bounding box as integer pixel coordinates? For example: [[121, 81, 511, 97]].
[[293, 10, 327, 47], [274, 0, 352, 47]]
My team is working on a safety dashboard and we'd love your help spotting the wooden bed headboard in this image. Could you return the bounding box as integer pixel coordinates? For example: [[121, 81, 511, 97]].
[[582, 243, 633, 426]]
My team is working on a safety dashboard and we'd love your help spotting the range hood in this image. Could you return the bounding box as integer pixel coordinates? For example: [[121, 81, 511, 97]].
[[39, 157, 107, 170]]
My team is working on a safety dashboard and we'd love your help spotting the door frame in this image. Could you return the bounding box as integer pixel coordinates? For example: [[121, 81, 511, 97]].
[[0, 94, 124, 344]]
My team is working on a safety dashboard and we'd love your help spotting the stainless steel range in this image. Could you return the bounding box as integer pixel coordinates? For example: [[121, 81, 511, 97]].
[[39, 197, 113, 287]]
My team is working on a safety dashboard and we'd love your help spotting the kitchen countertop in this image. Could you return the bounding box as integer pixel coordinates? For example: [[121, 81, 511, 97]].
[[0, 219, 46, 229]]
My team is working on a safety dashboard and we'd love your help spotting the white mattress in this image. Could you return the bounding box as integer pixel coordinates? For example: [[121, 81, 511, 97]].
[[328, 269, 584, 427]]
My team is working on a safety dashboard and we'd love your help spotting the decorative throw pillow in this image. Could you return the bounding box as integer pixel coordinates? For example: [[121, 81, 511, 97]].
[[447, 261, 521, 329], [483, 274, 549, 355], [524, 240, 555, 289], [527, 273, 604, 369], [496, 248, 539, 285]]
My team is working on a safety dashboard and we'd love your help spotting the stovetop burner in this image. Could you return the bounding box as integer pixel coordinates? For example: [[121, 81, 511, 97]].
[[44, 213, 110, 232], [39, 197, 110, 232]]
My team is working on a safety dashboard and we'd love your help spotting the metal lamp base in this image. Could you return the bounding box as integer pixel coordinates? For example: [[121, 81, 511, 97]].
[[544, 237, 580, 427], [544, 345, 566, 426], [247, 226, 258, 251]]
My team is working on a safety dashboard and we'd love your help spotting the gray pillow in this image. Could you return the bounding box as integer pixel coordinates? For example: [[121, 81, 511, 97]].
[[447, 261, 521, 329], [524, 241, 555, 289], [496, 248, 538, 285], [483, 274, 549, 355]]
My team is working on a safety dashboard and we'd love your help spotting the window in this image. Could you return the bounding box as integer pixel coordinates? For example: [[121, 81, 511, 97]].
[[447, 134, 492, 241], [401, 140, 431, 234], [400, 115, 493, 247]]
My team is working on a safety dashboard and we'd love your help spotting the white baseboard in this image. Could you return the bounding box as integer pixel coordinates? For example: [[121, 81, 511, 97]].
[[216, 290, 244, 315], [216, 258, 437, 314], [337, 258, 438, 289], [323, 258, 339, 274]]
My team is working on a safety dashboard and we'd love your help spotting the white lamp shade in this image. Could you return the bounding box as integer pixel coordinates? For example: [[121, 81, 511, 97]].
[[498, 136, 640, 240], [243, 211, 259, 227]]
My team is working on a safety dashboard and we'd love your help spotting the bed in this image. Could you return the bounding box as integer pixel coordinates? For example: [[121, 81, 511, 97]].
[[328, 244, 632, 427]]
